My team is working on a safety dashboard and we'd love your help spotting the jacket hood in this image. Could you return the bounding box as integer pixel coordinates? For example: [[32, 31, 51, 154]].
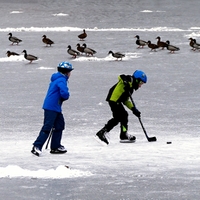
[[51, 72, 68, 82]]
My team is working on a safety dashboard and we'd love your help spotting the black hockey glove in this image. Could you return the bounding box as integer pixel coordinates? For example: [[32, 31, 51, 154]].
[[132, 107, 141, 118]]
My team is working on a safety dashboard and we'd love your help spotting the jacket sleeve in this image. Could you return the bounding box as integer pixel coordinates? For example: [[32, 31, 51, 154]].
[[124, 98, 134, 110], [57, 80, 70, 100]]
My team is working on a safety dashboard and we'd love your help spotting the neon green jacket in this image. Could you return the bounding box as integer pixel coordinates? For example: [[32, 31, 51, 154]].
[[106, 75, 135, 110]]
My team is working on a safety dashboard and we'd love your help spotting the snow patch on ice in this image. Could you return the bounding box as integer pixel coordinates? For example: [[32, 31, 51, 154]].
[[37, 66, 54, 70], [74, 53, 140, 62], [0, 165, 93, 179], [0, 26, 185, 32], [185, 31, 200, 38], [52, 13, 69, 16], [141, 10, 153, 13], [0, 55, 25, 62], [10, 11, 23, 14], [141, 10, 166, 13]]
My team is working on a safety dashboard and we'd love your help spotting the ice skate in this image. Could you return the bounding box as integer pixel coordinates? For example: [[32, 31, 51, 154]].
[[50, 146, 67, 154], [120, 132, 136, 143], [95, 127, 109, 145], [31, 146, 42, 157]]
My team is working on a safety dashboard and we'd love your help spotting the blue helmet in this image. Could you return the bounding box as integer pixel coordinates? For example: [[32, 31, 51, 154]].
[[57, 61, 74, 73], [133, 70, 147, 83]]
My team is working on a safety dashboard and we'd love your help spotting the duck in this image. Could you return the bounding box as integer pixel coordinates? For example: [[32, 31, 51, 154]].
[[156, 36, 167, 50], [147, 41, 159, 51], [134, 35, 147, 48], [192, 39, 200, 51], [108, 51, 125, 61], [82, 43, 97, 56], [76, 43, 85, 54], [22, 50, 38, 63], [165, 41, 180, 53], [67, 45, 80, 58], [78, 29, 87, 41], [8, 33, 22, 45], [6, 51, 19, 57], [42, 35, 54, 46], [188, 38, 195, 50]]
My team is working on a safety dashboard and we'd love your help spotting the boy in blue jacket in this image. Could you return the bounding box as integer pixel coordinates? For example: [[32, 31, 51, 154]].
[[31, 61, 74, 156]]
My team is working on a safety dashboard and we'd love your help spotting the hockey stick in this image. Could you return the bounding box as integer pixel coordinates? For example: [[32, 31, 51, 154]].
[[45, 128, 54, 149], [129, 93, 157, 142], [138, 117, 157, 142]]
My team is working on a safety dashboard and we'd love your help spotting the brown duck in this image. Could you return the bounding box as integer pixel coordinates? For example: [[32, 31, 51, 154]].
[[76, 43, 85, 54], [78, 29, 87, 41], [188, 38, 195, 50], [156, 36, 167, 49], [147, 41, 159, 51], [42, 35, 54, 46], [6, 51, 19, 57]]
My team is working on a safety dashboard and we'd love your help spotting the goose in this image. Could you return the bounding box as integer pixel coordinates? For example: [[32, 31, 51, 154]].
[[108, 51, 125, 61], [147, 41, 159, 51], [78, 29, 87, 41], [156, 36, 167, 50], [82, 43, 96, 56], [42, 35, 54, 46], [67, 45, 80, 58], [134, 35, 147, 48], [22, 50, 38, 63], [165, 41, 180, 53], [6, 51, 19, 57], [8, 33, 22, 45]]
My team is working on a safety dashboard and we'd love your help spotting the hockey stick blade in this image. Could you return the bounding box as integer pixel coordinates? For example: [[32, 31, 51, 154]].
[[148, 136, 157, 142]]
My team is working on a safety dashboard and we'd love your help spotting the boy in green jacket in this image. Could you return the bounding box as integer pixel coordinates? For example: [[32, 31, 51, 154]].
[[95, 70, 147, 145]]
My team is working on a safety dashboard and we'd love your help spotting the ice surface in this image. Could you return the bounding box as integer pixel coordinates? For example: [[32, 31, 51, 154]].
[[0, 0, 200, 199]]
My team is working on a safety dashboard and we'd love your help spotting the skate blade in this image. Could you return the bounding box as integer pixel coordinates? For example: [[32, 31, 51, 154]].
[[94, 135, 109, 146], [120, 139, 136, 143], [31, 150, 40, 157]]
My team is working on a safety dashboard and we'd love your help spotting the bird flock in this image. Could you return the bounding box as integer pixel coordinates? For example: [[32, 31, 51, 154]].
[[134, 34, 200, 53], [6, 29, 126, 63], [6, 31, 200, 63]]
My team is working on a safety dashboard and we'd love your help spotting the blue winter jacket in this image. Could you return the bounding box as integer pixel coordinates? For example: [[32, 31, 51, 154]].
[[43, 72, 70, 112]]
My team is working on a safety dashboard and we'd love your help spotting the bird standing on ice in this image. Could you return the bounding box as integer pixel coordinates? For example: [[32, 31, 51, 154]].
[[78, 29, 87, 41], [147, 41, 159, 52], [108, 51, 125, 61], [42, 35, 54, 46], [165, 41, 180, 53], [22, 50, 38, 63], [134, 35, 147, 48], [8, 33, 22, 45], [82, 43, 96, 56], [67, 45, 80, 58]]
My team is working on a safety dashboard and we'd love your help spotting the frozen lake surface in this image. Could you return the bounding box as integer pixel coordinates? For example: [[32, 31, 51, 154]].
[[0, 0, 200, 199]]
